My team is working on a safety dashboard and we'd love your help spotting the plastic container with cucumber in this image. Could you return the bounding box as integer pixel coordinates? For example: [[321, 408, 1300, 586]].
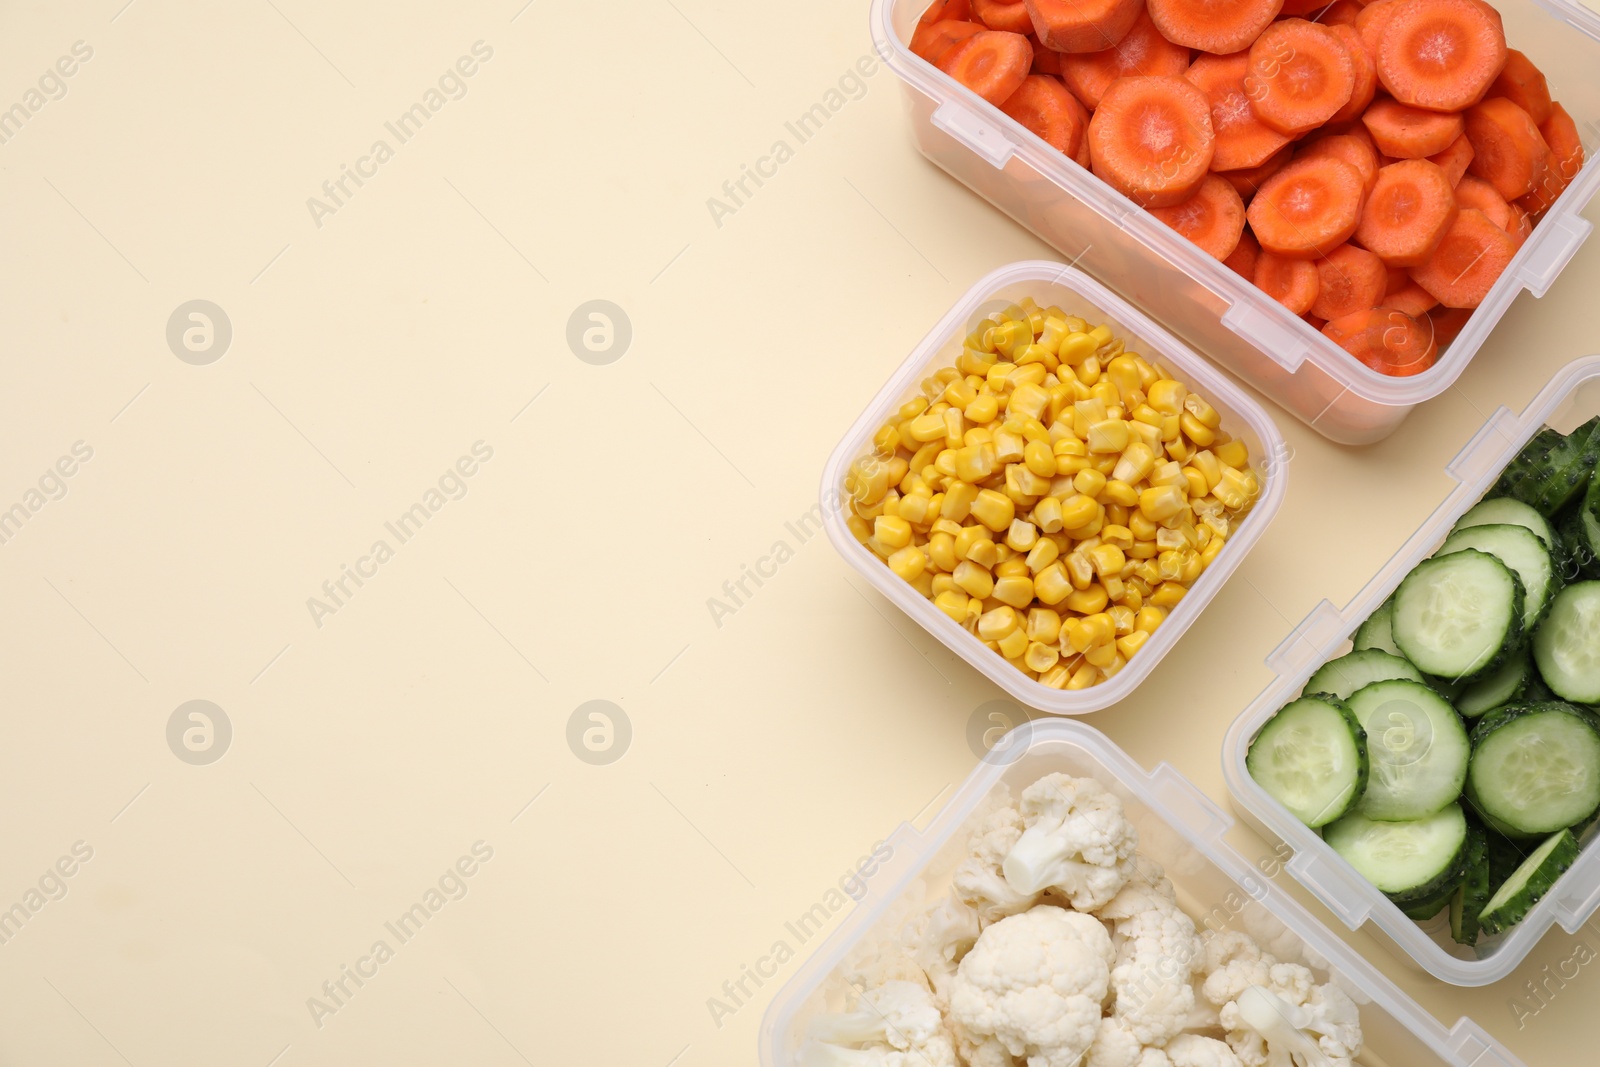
[[1235, 361, 1600, 984]]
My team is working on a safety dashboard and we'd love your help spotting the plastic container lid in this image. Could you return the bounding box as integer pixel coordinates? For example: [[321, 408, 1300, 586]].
[[821, 261, 1288, 714], [758, 719, 1525, 1067], [1224, 355, 1600, 985]]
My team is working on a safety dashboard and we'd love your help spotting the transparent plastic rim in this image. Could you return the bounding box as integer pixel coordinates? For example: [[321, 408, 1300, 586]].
[[820, 261, 1288, 715]]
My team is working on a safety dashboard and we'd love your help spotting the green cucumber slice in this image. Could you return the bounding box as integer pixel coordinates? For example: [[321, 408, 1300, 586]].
[[1248, 696, 1369, 828], [1493, 419, 1600, 516], [1466, 702, 1600, 838], [1533, 581, 1600, 703], [1449, 823, 1491, 945], [1347, 680, 1471, 821], [1353, 600, 1402, 657], [1454, 497, 1557, 551], [1557, 505, 1600, 583], [1325, 804, 1467, 902], [1306, 649, 1424, 701], [1478, 829, 1580, 935], [1403, 881, 1459, 921], [1454, 648, 1532, 719], [1436, 524, 1558, 632], [1393, 550, 1525, 682]]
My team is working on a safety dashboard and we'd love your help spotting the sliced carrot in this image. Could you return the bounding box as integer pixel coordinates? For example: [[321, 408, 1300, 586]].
[[1247, 19, 1357, 135], [1280, 0, 1331, 15], [1385, 264, 1408, 294], [1248, 154, 1366, 257], [1521, 102, 1584, 216], [1311, 242, 1388, 319], [1216, 144, 1294, 201], [1489, 48, 1551, 126], [913, 19, 986, 63], [1029, 35, 1063, 75], [938, 30, 1034, 104], [1453, 174, 1513, 231], [973, 0, 1035, 32], [1059, 11, 1190, 110], [1088, 75, 1217, 207], [1377, 0, 1507, 113], [1185, 52, 1292, 171], [1385, 279, 1441, 315], [1362, 98, 1464, 158], [1428, 132, 1475, 185], [1408, 207, 1517, 307], [1001, 74, 1091, 159], [1319, 0, 1365, 27], [1255, 252, 1322, 313], [1506, 202, 1533, 246], [1428, 305, 1472, 346], [1147, 0, 1284, 55], [1323, 307, 1438, 375], [1354, 158, 1457, 265], [1304, 312, 1329, 330], [921, 0, 974, 22], [1356, 0, 1407, 61], [1150, 174, 1248, 259], [1464, 97, 1548, 201], [1025, 0, 1145, 53], [1224, 228, 1263, 277], [1299, 133, 1379, 192], [1327, 24, 1379, 124]]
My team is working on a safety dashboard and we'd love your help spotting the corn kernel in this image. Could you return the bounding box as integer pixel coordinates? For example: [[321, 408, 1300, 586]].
[[1182, 466, 1208, 498], [1111, 442, 1157, 485], [997, 627, 1030, 659], [1135, 606, 1166, 633], [1214, 438, 1249, 469], [1040, 662, 1072, 689], [928, 532, 958, 572], [1010, 382, 1050, 421], [1064, 511, 1104, 541], [874, 515, 912, 549], [1008, 464, 1052, 497], [1005, 519, 1039, 553], [1180, 550, 1204, 584], [887, 544, 927, 582], [1032, 562, 1072, 605], [1183, 393, 1222, 428], [1033, 495, 1064, 533], [1212, 467, 1252, 510], [993, 574, 1034, 609], [1096, 479, 1137, 509], [996, 556, 1030, 578], [1139, 484, 1188, 523], [967, 537, 999, 569], [1068, 662, 1100, 689], [1128, 539, 1159, 559], [976, 605, 1018, 641], [969, 489, 1014, 532], [939, 481, 978, 522], [1022, 439, 1057, 479], [1026, 607, 1062, 645], [1025, 641, 1060, 672], [932, 589, 968, 621], [1088, 419, 1130, 453], [1151, 582, 1188, 608], [1108, 604, 1135, 635], [1025, 537, 1061, 575], [1102, 576, 1125, 603], [1085, 640, 1117, 668], [1200, 534, 1226, 566], [1180, 412, 1216, 447], [1088, 543, 1125, 577], [1065, 584, 1110, 615], [1148, 379, 1187, 416], [1116, 631, 1151, 660], [954, 443, 998, 483]]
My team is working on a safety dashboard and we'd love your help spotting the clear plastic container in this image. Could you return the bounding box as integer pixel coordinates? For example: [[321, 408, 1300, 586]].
[[758, 719, 1525, 1067], [821, 260, 1288, 715], [871, 0, 1600, 445], [1223, 355, 1600, 986]]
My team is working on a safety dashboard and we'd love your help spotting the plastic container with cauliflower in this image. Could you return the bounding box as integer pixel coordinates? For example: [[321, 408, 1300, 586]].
[[759, 720, 1524, 1067]]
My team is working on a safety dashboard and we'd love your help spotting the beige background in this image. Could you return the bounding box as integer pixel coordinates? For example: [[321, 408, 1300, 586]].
[[0, 0, 1597, 1064]]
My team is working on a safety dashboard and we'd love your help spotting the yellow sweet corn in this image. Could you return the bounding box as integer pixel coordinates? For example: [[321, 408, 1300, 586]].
[[1005, 520, 1039, 553], [1151, 582, 1188, 608], [1067, 661, 1099, 689], [970, 490, 1015, 532], [1033, 495, 1064, 534], [1065, 585, 1110, 615], [1026, 607, 1062, 645], [1024, 641, 1060, 673], [1214, 438, 1249, 469], [1180, 412, 1216, 447], [1088, 419, 1130, 453], [1139, 484, 1188, 523], [1147, 379, 1187, 416], [997, 627, 1029, 659], [1033, 562, 1072, 605], [977, 606, 1019, 641], [993, 574, 1034, 609], [888, 545, 926, 582], [934, 589, 968, 621]]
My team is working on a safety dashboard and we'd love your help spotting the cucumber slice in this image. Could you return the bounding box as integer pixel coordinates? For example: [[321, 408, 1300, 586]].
[[1325, 804, 1467, 902], [1402, 881, 1458, 921], [1248, 696, 1369, 828], [1466, 702, 1600, 837], [1353, 600, 1402, 657], [1454, 648, 1532, 718], [1487, 829, 1530, 887], [1393, 550, 1525, 682], [1557, 505, 1600, 583], [1478, 829, 1580, 935], [1533, 581, 1600, 703], [1436, 524, 1558, 632], [1454, 497, 1557, 551], [1449, 823, 1491, 945], [1347, 680, 1471, 821], [1493, 419, 1600, 516], [1306, 649, 1424, 701]]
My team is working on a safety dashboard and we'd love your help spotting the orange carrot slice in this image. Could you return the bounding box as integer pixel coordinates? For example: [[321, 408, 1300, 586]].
[[1428, 132, 1475, 185], [1355, 158, 1458, 265], [1362, 98, 1464, 158], [1453, 174, 1513, 231], [1225, 228, 1263, 277], [1089, 75, 1217, 207], [1248, 154, 1366, 257], [973, 0, 1035, 32], [1185, 52, 1293, 171], [1319, 0, 1364, 27], [1327, 24, 1379, 124], [1148, 0, 1284, 55], [1281, 0, 1332, 14], [1060, 11, 1190, 110], [1299, 133, 1380, 192], [1385, 279, 1441, 316], [1489, 48, 1551, 126], [921, 0, 974, 22], [1001, 74, 1091, 158], [1521, 102, 1584, 216], [913, 19, 986, 63], [1247, 19, 1357, 135], [1408, 207, 1517, 307], [1311, 242, 1389, 319], [1025, 0, 1145, 53], [1464, 97, 1548, 200], [938, 30, 1034, 104], [1029, 35, 1063, 74], [1323, 307, 1438, 375], [1428, 305, 1472, 346], [1255, 252, 1322, 313], [1377, 0, 1507, 112], [1356, 0, 1406, 62], [1151, 174, 1248, 259], [1216, 144, 1294, 201], [1506, 202, 1533, 247]]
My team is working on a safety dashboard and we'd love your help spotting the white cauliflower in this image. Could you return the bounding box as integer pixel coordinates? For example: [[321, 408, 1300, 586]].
[[1002, 774, 1139, 910], [948, 905, 1115, 1067], [801, 980, 958, 1067], [1095, 877, 1205, 1047], [1145, 1034, 1245, 1067], [1200, 933, 1362, 1067], [905, 892, 982, 1008], [954, 805, 1043, 924]]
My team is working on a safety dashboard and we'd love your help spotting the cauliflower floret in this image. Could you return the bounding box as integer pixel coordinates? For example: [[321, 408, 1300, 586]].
[[904, 893, 982, 1008], [1200, 933, 1362, 1067], [1095, 878, 1205, 1047], [801, 981, 958, 1067], [1002, 774, 1139, 910], [949, 905, 1115, 1067], [1150, 1034, 1245, 1067], [954, 805, 1043, 924]]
